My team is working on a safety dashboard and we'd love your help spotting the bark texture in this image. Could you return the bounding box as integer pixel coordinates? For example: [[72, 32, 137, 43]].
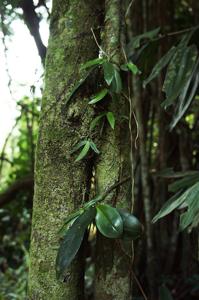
[[28, 0, 102, 299], [94, 1, 133, 299]]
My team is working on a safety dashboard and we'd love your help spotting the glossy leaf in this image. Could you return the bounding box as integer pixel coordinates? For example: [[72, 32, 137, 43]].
[[56, 207, 96, 280], [89, 88, 108, 104], [81, 58, 104, 70], [103, 61, 115, 85], [143, 46, 176, 87], [118, 209, 143, 240], [106, 112, 115, 129], [95, 204, 123, 238], [75, 141, 90, 162]]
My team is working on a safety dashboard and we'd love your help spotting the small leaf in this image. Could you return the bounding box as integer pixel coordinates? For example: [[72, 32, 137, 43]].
[[95, 204, 123, 238], [143, 46, 176, 87], [89, 89, 108, 104], [106, 112, 115, 129], [89, 141, 100, 154], [126, 62, 139, 75], [90, 114, 106, 130], [71, 140, 87, 154], [56, 207, 96, 280], [103, 61, 115, 85], [58, 209, 84, 236], [66, 67, 96, 105], [114, 69, 122, 93], [81, 58, 104, 70], [120, 64, 128, 71], [75, 141, 90, 162], [152, 191, 184, 223]]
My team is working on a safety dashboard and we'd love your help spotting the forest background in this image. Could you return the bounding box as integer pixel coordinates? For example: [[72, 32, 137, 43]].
[[0, 0, 198, 299]]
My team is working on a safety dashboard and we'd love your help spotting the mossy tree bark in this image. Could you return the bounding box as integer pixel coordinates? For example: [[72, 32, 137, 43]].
[[94, 1, 133, 299], [28, 0, 102, 299]]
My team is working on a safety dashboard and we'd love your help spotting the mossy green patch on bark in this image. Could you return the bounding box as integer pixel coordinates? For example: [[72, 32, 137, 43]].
[[94, 1, 133, 299], [28, 0, 102, 299]]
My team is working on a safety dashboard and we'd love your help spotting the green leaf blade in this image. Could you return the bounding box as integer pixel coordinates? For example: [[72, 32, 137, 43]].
[[103, 61, 115, 85], [143, 46, 176, 88], [95, 204, 123, 238], [56, 207, 96, 280], [106, 112, 115, 129], [75, 141, 90, 162], [81, 58, 104, 70], [126, 62, 139, 75], [90, 114, 105, 130], [89, 88, 108, 105]]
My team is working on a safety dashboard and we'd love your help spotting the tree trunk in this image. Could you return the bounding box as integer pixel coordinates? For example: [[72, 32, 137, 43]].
[[28, 0, 102, 299], [94, 1, 133, 299]]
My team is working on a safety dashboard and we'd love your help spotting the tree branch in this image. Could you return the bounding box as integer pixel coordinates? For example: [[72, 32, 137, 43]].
[[0, 175, 34, 207], [19, 0, 47, 64]]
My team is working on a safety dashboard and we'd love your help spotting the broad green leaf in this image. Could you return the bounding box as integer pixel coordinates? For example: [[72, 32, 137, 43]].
[[75, 141, 90, 162], [58, 209, 84, 236], [90, 114, 106, 130], [143, 46, 176, 87], [81, 58, 104, 70], [126, 62, 139, 75], [152, 191, 184, 223], [162, 44, 198, 108], [89, 141, 100, 154], [71, 140, 87, 154], [103, 61, 115, 85], [159, 285, 173, 300], [95, 204, 123, 238], [170, 59, 199, 129], [106, 112, 115, 129], [168, 173, 199, 192], [56, 207, 96, 280], [89, 88, 108, 104]]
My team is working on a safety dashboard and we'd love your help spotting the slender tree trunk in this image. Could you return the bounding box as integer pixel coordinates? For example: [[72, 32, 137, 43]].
[[28, 0, 102, 299], [94, 1, 133, 299]]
